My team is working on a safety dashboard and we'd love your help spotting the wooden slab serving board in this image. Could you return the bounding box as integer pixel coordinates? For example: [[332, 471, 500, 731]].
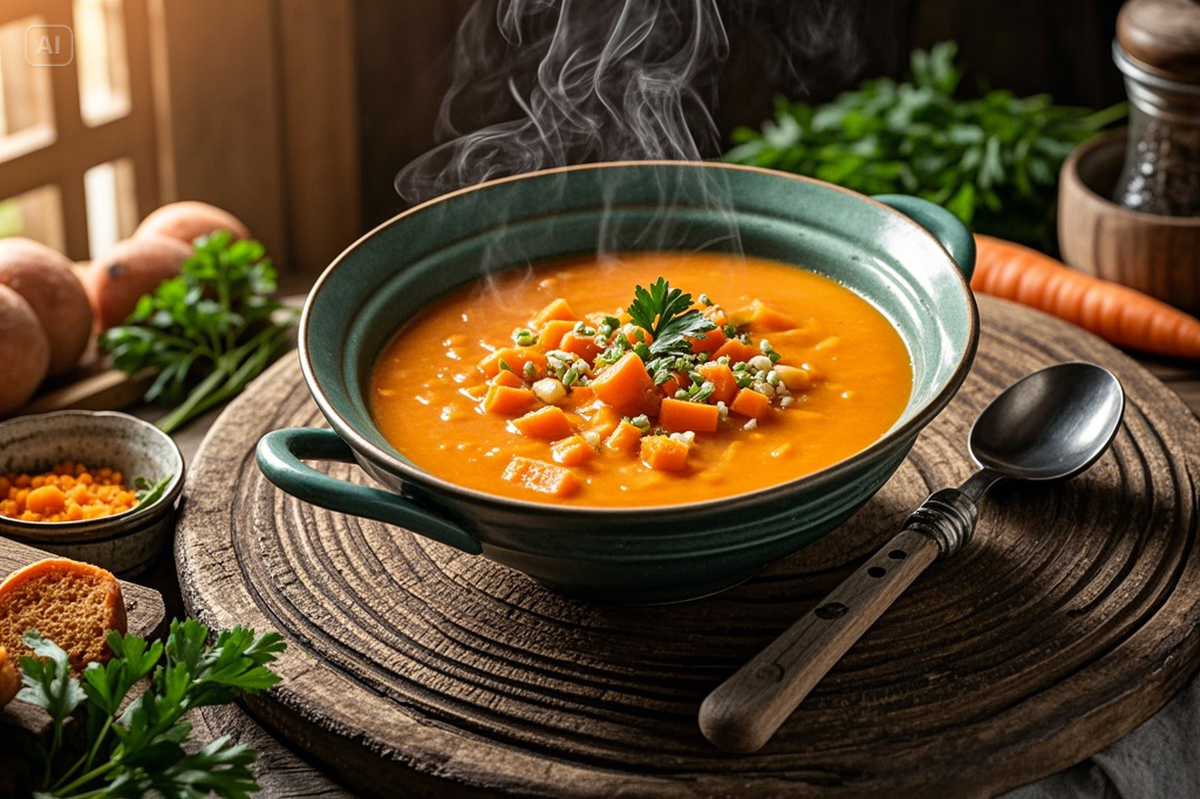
[[175, 295, 1200, 799]]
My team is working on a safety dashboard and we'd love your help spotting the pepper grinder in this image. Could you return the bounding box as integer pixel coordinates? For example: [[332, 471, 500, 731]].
[[1112, 0, 1200, 216]]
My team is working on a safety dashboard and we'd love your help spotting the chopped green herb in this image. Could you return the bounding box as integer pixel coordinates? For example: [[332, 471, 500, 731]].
[[498, 359, 514, 374]]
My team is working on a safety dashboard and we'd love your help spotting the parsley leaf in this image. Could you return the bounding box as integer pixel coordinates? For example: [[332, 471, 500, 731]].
[[626, 278, 716, 383]]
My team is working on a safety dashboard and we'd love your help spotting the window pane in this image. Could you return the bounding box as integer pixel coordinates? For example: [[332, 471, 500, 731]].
[[0, 15, 56, 162], [84, 158, 136, 257], [75, 0, 131, 127], [0, 185, 66, 253]]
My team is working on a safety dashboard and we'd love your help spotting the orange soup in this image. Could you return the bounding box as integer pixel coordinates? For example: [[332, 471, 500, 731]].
[[369, 252, 911, 507]]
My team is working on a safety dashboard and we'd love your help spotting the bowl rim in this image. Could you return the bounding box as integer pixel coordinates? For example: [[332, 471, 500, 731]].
[[0, 409, 186, 535], [299, 160, 980, 517]]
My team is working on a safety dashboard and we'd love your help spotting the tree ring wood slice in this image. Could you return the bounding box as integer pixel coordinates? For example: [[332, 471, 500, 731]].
[[176, 295, 1200, 799]]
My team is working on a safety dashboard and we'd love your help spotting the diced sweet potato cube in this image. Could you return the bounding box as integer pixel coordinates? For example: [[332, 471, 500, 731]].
[[590, 352, 662, 416], [551, 434, 595, 466], [484, 384, 535, 416], [502, 456, 581, 497], [640, 435, 689, 471], [704, 306, 729, 327], [621, 323, 652, 346], [532, 298, 578, 326], [605, 420, 644, 452], [712, 338, 761, 365], [512, 405, 574, 439], [478, 347, 547, 378], [659, 398, 720, 433], [697, 362, 737, 404], [583, 403, 622, 439], [559, 331, 601, 362], [571, 386, 595, 403], [730, 387, 771, 419], [659, 371, 689, 399], [689, 326, 727, 355], [491, 369, 525, 389], [728, 299, 797, 332], [538, 319, 576, 349]]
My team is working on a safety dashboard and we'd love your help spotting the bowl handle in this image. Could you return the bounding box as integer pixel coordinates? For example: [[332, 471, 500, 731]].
[[256, 428, 483, 555], [872, 194, 976, 282]]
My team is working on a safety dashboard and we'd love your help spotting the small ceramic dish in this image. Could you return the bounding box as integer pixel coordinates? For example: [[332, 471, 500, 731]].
[[0, 410, 185, 576]]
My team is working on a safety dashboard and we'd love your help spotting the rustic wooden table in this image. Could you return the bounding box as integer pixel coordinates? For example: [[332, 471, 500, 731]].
[[139, 348, 1199, 798]]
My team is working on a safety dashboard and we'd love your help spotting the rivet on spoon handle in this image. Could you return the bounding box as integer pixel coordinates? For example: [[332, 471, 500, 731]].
[[698, 489, 978, 754]]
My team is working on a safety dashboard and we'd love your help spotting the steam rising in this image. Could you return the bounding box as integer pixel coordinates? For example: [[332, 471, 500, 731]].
[[395, 0, 729, 204]]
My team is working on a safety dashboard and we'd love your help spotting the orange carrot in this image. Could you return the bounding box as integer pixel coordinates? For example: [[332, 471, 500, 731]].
[[559, 330, 601, 362], [512, 405, 573, 439], [712, 339, 760, 365], [972, 234, 1200, 359], [639, 435, 689, 471], [729, 387, 771, 419], [491, 369, 525, 389], [483, 384, 535, 416], [590, 352, 662, 416], [502, 456, 580, 497], [605, 420, 644, 452], [689, 326, 727, 355], [697, 362, 737, 404], [659, 398, 720, 433], [551, 434, 595, 466], [538, 319, 576, 349], [478, 347, 546, 379], [582, 403, 622, 439], [728, 299, 796, 332], [532, 297, 577, 326]]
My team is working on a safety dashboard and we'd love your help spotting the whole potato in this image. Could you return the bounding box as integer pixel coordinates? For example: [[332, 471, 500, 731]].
[[0, 238, 93, 376], [85, 236, 193, 330], [0, 285, 50, 415], [134, 201, 251, 245]]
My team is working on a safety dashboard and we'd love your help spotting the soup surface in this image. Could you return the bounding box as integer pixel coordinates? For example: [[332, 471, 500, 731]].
[[370, 252, 911, 507]]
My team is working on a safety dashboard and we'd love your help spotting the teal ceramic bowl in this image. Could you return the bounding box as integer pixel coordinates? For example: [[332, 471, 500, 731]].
[[258, 162, 978, 604]]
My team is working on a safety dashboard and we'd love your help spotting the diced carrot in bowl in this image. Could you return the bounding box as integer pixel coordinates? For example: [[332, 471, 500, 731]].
[[697, 362, 737, 404], [640, 435, 689, 471], [478, 347, 547, 379], [659, 398, 719, 433], [538, 319, 576, 349], [484, 384, 535, 416], [532, 298, 577, 326], [730, 387, 771, 419], [512, 405, 573, 439], [590, 352, 662, 417], [491, 369, 525, 389], [551, 434, 595, 466], [502, 457, 581, 497], [712, 339, 760, 365], [605, 420, 643, 452]]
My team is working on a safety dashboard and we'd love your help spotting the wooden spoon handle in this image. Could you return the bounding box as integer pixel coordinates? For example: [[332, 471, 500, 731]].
[[699, 488, 978, 754]]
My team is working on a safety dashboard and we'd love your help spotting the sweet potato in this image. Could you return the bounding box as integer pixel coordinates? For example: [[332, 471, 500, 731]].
[[730, 387, 771, 419], [538, 319, 576, 349], [605, 420, 644, 452], [134, 200, 251, 244], [491, 369, 525, 389], [502, 456, 581, 497], [697, 362, 737, 404], [478, 347, 546, 379], [85, 235, 192, 329], [640, 435, 689, 471], [483, 384, 535, 415], [0, 285, 50, 415], [712, 338, 761, 365], [532, 297, 577, 326], [551, 434, 595, 466], [0, 238, 93, 375], [590, 352, 662, 416], [689, 326, 727, 355], [512, 405, 573, 439], [728, 299, 797, 331], [559, 330, 601, 362], [659, 398, 720, 433]]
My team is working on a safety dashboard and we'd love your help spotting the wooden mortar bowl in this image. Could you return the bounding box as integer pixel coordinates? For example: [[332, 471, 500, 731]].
[[1058, 128, 1200, 316]]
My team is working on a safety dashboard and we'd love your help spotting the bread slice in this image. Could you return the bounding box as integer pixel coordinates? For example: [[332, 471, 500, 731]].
[[0, 558, 127, 675], [0, 646, 18, 707]]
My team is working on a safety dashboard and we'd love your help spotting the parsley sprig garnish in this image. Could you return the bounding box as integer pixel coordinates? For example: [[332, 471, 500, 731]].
[[14, 619, 284, 798], [624, 278, 715, 385]]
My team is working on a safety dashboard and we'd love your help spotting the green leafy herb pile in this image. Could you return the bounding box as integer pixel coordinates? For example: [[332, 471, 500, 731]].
[[14, 619, 284, 798], [623, 277, 717, 385], [723, 42, 1126, 249], [101, 232, 298, 434]]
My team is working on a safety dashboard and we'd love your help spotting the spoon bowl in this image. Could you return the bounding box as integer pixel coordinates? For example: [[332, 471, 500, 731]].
[[970, 362, 1125, 482]]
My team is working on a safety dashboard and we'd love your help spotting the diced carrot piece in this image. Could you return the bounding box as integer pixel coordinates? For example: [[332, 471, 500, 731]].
[[532, 298, 578, 326], [582, 403, 622, 438], [538, 319, 576, 350], [640, 435, 689, 471], [697, 362, 737, 404], [512, 405, 574, 439], [621, 323, 652, 346], [559, 331, 601, 362], [491, 369, 525, 389], [483, 384, 535, 416], [571, 386, 595, 403], [478, 347, 547, 378], [590, 352, 662, 416], [502, 456, 581, 497], [689, 326, 727, 355], [728, 299, 797, 332], [551, 434, 595, 466], [712, 338, 761, 365], [659, 398, 720, 433], [730, 387, 771, 419], [704, 306, 729, 327], [660, 371, 690, 399], [605, 421, 643, 452], [462, 384, 489, 400]]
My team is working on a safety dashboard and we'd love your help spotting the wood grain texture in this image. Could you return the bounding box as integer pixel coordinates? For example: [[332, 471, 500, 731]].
[[176, 295, 1200, 799]]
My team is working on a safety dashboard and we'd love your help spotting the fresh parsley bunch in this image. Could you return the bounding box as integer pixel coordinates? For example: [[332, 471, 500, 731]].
[[723, 42, 1126, 249], [101, 232, 299, 434], [15, 619, 284, 798]]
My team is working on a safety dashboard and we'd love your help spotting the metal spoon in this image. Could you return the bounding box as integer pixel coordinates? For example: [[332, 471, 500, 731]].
[[699, 362, 1125, 754]]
